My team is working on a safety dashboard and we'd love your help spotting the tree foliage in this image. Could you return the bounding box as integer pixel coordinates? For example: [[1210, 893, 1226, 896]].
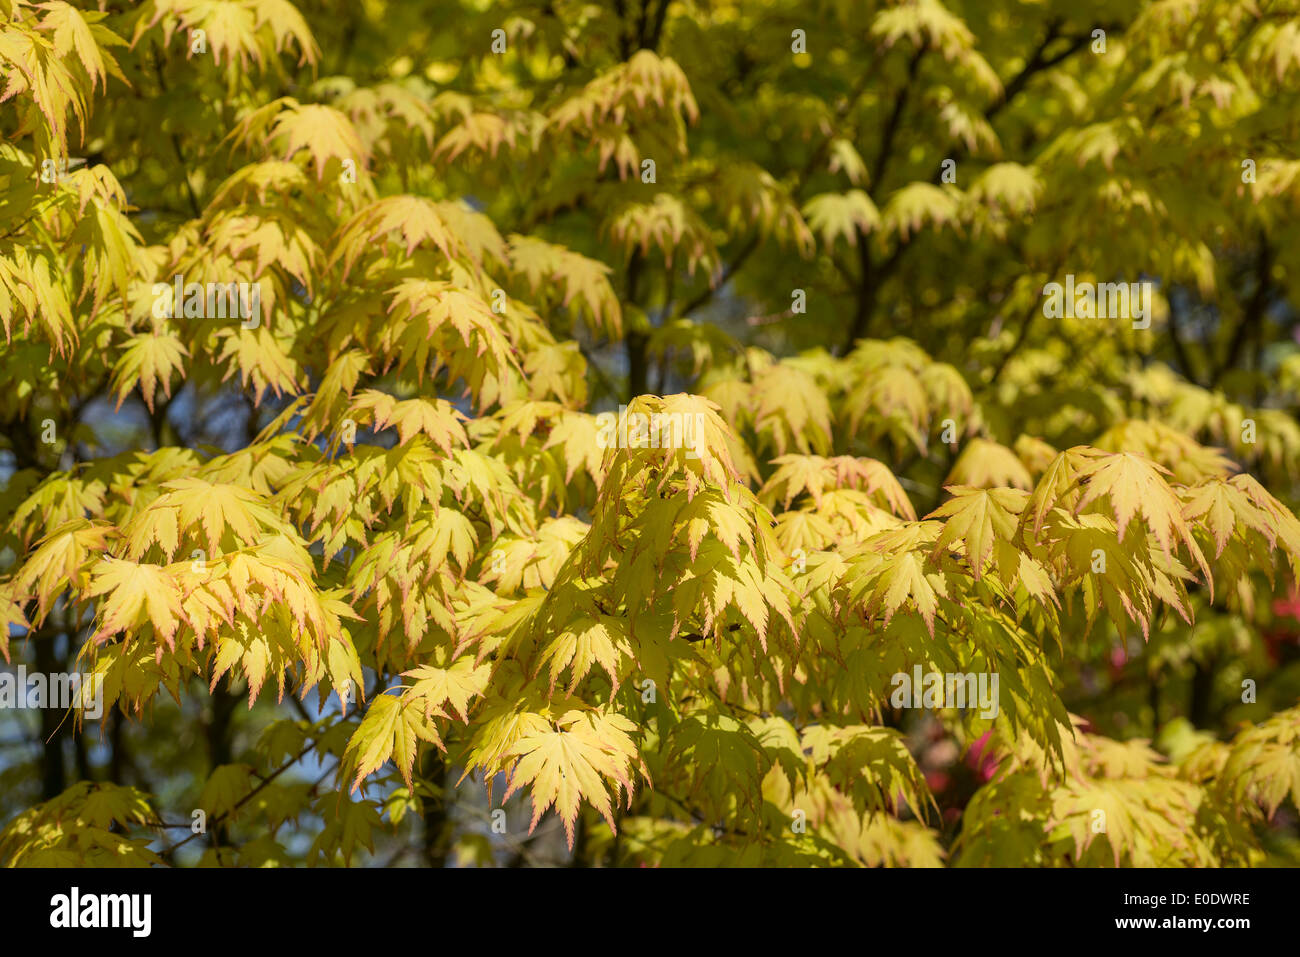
[[2, 0, 1300, 867]]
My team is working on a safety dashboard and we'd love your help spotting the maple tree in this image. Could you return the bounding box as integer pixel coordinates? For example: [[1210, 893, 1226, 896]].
[[2, 0, 1300, 868]]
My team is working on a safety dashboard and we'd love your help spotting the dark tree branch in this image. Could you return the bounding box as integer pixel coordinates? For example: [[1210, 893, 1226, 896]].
[[1166, 295, 1206, 388], [840, 42, 928, 355], [1213, 234, 1272, 385], [869, 42, 929, 196], [646, 0, 671, 52]]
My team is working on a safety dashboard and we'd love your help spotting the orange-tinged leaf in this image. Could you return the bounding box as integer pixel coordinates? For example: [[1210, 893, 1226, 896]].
[[928, 486, 1026, 580], [345, 693, 444, 792], [503, 709, 638, 848]]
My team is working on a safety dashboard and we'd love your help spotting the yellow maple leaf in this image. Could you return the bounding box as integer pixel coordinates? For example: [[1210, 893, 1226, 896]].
[[503, 709, 638, 848]]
